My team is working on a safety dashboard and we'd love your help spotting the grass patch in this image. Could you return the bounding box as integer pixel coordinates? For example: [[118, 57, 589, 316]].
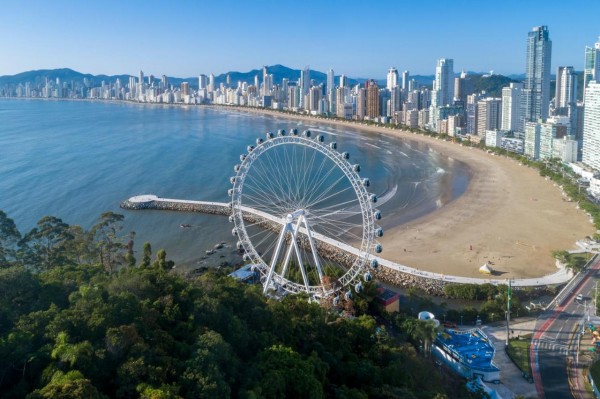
[[506, 337, 532, 376]]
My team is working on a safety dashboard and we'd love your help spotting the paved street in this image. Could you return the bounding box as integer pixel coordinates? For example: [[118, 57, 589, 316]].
[[532, 255, 600, 399]]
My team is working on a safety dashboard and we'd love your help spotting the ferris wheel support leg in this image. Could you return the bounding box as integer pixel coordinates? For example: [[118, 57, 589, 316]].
[[263, 224, 288, 294], [303, 217, 324, 283], [291, 216, 310, 292], [280, 217, 304, 279]]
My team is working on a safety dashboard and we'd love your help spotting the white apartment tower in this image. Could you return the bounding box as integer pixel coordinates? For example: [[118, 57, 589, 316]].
[[299, 66, 310, 108], [501, 83, 523, 132], [555, 66, 577, 109], [386, 67, 399, 90], [431, 58, 454, 108], [327, 68, 335, 94], [402, 70, 410, 91], [583, 81, 600, 170]]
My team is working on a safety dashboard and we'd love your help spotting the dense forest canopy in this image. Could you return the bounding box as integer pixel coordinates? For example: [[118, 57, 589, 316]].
[[0, 210, 479, 398]]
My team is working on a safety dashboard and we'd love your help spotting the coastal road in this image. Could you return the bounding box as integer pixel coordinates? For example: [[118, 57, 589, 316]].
[[531, 256, 600, 399]]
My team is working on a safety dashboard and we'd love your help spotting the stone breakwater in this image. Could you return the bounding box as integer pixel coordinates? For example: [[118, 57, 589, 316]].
[[120, 198, 230, 216], [120, 195, 450, 295]]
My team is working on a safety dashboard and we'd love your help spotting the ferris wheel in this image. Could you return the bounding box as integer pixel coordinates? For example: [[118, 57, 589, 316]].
[[228, 129, 382, 299]]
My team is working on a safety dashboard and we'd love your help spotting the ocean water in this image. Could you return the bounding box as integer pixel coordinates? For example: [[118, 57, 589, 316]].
[[0, 99, 469, 270]]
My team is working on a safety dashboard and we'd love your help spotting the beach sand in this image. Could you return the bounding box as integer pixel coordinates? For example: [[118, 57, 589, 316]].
[[217, 106, 596, 279]]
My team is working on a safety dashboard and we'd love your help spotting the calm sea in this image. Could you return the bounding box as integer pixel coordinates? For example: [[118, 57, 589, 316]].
[[0, 99, 469, 270]]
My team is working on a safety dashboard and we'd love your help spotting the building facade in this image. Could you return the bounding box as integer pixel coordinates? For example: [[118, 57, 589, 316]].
[[522, 26, 552, 124], [583, 81, 600, 170]]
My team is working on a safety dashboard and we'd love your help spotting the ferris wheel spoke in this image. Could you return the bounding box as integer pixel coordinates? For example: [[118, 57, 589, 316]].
[[247, 157, 290, 207], [303, 174, 350, 210], [301, 151, 333, 206], [304, 184, 355, 211], [241, 189, 287, 215]]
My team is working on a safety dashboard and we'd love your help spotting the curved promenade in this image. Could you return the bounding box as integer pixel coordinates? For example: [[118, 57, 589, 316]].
[[121, 195, 573, 288]]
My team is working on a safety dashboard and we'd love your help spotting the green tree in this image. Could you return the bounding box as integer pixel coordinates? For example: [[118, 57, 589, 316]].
[[27, 370, 105, 399], [90, 212, 125, 273], [19, 216, 73, 270], [250, 345, 324, 399], [141, 242, 152, 268], [0, 211, 21, 267]]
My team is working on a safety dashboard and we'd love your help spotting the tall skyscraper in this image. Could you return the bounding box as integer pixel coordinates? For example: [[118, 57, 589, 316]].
[[555, 66, 577, 110], [386, 67, 399, 90], [501, 83, 523, 132], [401, 70, 410, 91], [339, 74, 347, 88], [208, 73, 215, 93], [198, 74, 208, 90], [431, 58, 454, 108], [584, 38, 600, 101], [300, 66, 310, 108], [582, 81, 600, 170], [366, 80, 380, 119], [327, 68, 335, 94], [522, 26, 552, 124]]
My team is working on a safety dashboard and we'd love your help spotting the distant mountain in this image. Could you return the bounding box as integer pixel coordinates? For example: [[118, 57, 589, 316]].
[[0, 67, 533, 99], [0, 65, 364, 90], [0, 68, 131, 86]]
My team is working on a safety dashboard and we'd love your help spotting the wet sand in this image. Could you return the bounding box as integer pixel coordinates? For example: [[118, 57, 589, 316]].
[[215, 106, 596, 279]]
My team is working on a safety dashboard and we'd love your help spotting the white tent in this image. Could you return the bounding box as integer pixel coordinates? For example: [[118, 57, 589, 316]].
[[479, 263, 493, 274]]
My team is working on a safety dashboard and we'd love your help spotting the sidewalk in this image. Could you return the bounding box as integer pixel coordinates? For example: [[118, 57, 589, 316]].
[[481, 320, 538, 399], [569, 322, 596, 399]]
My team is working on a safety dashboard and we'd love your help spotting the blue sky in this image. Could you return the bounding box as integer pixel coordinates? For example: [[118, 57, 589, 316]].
[[1, 0, 599, 78]]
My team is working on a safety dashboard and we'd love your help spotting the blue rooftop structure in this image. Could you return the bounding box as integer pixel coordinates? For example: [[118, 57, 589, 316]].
[[433, 328, 500, 383], [228, 264, 259, 284]]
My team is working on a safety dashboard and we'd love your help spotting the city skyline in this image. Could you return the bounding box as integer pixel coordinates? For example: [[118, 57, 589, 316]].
[[1, 0, 599, 78]]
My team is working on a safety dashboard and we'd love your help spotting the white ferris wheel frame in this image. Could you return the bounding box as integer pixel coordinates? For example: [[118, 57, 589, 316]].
[[230, 133, 377, 298]]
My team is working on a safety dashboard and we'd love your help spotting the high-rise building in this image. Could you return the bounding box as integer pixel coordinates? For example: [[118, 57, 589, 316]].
[[366, 80, 380, 119], [308, 86, 322, 113], [524, 122, 542, 159], [454, 71, 473, 104], [476, 98, 502, 136], [555, 66, 577, 110], [501, 83, 523, 132], [339, 74, 347, 88], [299, 66, 310, 108], [466, 93, 481, 135], [432, 58, 454, 108], [356, 87, 366, 119], [198, 74, 208, 90], [208, 74, 215, 93], [327, 68, 335, 94], [583, 81, 600, 170], [401, 70, 409, 91], [522, 26, 552, 124], [584, 38, 600, 102], [181, 82, 190, 96], [386, 67, 399, 90]]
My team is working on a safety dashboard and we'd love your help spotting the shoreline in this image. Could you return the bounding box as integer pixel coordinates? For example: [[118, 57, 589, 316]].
[[208, 104, 595, 280], [3, 97, 594, 279]]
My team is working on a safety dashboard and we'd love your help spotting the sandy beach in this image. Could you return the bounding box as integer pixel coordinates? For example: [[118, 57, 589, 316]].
[[218, 105, 595, 279]]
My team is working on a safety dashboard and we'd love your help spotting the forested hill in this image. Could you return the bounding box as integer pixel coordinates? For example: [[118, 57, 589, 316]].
[[0, 210, 474, 398]]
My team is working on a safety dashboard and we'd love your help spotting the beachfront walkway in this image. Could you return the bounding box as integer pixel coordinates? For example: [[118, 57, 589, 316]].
[[127, 195, 574, 287]]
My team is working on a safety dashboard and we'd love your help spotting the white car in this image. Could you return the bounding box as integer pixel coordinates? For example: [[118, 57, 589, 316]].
[[576, 294, 583, 302]]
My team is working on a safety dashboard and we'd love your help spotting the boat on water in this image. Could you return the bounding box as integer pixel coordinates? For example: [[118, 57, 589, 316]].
[[180, 224, 192, 228]]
